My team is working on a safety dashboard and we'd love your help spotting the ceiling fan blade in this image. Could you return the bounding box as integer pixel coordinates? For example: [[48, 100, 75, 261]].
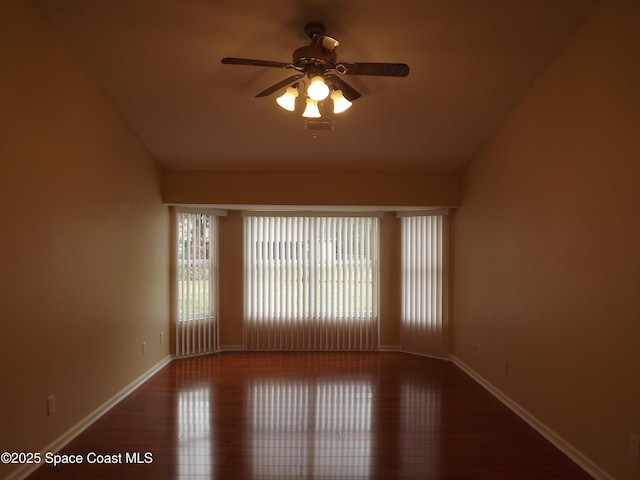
[[221, 57, 292, 69], [326, 74, 361, 101], [255, 74, 304, 98], [337, 62, 410, 77]]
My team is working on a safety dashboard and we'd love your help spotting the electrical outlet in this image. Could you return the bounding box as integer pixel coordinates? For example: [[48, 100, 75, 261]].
[[160, 332, 164, 344], [631, 432, 640, 460], [503, 358, 509, 374], [142, 342, 147, 355], [47, 394, 56, 416]]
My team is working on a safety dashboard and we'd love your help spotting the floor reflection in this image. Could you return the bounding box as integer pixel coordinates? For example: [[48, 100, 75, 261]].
[[26, 353, 593, 480], [401, 381, 442, 476], [248, 378, 372, 478], [177, 387, 212, 477]]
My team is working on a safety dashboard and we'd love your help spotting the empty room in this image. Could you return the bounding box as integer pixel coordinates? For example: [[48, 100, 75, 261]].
[[1, 1, 639, 479]]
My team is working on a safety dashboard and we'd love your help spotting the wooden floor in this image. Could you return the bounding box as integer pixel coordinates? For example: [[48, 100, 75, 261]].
[[28, 352, 593, 479]]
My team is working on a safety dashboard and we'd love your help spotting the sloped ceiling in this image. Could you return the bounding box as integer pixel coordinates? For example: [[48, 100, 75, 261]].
[[36, 0, 593, 173]]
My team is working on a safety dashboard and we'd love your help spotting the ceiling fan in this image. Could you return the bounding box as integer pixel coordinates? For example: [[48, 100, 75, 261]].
[[221, 21, 409, 118]]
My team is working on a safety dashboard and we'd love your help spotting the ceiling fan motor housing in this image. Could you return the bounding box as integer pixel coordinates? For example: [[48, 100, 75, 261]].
[[220, 19, 408, 103], [304, 21, 326, 38], [292, 41, 337, 73]]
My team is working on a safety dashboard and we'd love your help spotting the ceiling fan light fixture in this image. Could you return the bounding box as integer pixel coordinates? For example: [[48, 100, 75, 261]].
[[321, 36, 339, 51], [302, 98, 321, 118], [330, 89, 352, 114], [276, 86, 298, 111], [307, 76, 330, 101], [221, 22, 410, 124]]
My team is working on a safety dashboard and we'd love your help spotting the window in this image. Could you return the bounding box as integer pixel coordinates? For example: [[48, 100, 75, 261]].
[[175, 210, 219, 356], [400, 213, 448, 357], [243, 214, 379, 350]]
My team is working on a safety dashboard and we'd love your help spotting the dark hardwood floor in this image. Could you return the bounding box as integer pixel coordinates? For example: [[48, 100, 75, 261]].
[[28, 352, 593, 479]]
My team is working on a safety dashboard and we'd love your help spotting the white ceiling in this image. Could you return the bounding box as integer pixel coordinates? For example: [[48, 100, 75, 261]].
[[36, 0, 593, 173]]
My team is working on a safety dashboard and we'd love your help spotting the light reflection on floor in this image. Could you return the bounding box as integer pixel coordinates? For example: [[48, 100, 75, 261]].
[[27, 353, 593, 480], [177, 387, 212, 477], [401, 381, 442, 476], [248, 378, 372, 478]]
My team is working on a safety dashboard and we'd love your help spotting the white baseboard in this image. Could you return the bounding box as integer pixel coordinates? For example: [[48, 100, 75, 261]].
[[379, 344, 401, 351], [449, 355, 612, 480], [400, 349, 449, 361], [8, 355, 172, 480], [219, 344, 244, 351]]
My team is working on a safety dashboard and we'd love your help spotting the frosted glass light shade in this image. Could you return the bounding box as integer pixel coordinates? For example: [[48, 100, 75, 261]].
[[302, 99, 321, 118], [330, 89, 352, 114], [307, 76, 330, 101], [276, 87, 298, 111]]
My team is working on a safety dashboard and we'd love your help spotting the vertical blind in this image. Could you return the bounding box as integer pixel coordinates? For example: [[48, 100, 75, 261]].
[[400, 214, 448, 357], [243, 215, 379, 350], [176, 211, 219, 356]]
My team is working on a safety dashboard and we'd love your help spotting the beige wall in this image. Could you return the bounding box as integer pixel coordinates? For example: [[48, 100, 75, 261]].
[[452, 1, 640, 479], [0, 3, 169, 478], [218, 211, 244, 347], [162, 170, 462, 208]]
